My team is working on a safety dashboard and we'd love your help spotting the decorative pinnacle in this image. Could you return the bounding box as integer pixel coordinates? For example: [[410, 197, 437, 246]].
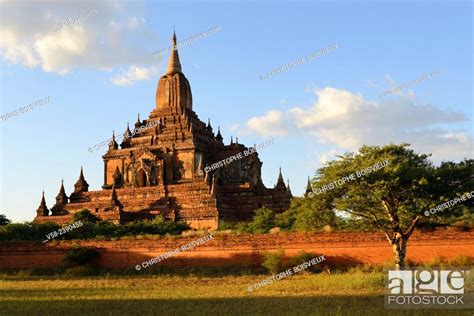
[[167, 31, 182, 74], [277, 167, 285, 185], [40, 190, 47, 206]]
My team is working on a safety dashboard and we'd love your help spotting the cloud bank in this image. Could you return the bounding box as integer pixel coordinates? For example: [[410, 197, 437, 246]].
[[0, 0, 161, 85], [244, 87, 472, 163]]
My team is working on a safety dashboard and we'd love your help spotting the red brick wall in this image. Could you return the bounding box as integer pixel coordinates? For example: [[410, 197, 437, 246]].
[[0, 229, 473, 270]]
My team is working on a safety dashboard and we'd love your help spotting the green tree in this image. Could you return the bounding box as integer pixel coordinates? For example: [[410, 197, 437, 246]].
[[425, 159, 474, 227], [0, 214, 10, 226], [237, 207, 276, 233], [276, 197, 337, 231], [308, 144, 473, 270]]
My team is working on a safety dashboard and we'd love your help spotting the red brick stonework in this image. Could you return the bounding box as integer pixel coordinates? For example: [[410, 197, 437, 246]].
[[34, 32, 291, 230], [1, 230, 473, 270]]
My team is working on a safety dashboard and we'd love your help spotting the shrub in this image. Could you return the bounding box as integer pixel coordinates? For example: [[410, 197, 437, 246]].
[[425, 256, 447, 269], [0, 216, 190, 242], [237, 207, 276, 234], [72, 209, 101, 223], [262, 248, 285, 274], [290, 251, 323, 274], [63, 246, 100, 267], [447, 255, 474, 267], [249, 207, 275, 233], [217, 220, 238, 231], [0, 214, 10, 226], [0, 222, 61, 241]]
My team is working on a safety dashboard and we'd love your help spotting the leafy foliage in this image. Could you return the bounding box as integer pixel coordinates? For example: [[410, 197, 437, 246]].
[[236, 207, 276, 233], [72, 209, 101, 223], [0, 214, 10, 226], [0, 222, 60, 241], [275, 197, 338, 231], [63, 246, 100, 267], [289, 251, 324, 274], [303, 144, 473, 269], [262, 248, 285, 274], [0, 216, 190, 242]]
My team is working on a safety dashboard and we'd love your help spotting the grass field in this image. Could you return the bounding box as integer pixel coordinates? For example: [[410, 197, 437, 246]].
[[1, 271, 473, 315]]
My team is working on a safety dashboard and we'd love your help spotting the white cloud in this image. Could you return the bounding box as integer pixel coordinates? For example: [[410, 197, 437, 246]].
[[0, 0, 162, 82], [111, 65, 159, 86], [242, 87, 472, 163], [245, 110, 290, 137], [317, 148, 340, 165]]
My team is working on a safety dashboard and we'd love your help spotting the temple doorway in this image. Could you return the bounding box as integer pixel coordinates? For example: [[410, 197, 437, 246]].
[[137, 169, 147, 187]]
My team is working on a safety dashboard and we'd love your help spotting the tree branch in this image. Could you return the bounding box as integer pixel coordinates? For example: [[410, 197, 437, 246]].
[[403, 216, 421, 239], [344, 208, 394, 244], [382, 198, 402, 234], [342, 209, 372, 220], [367, 210, 394, 243]]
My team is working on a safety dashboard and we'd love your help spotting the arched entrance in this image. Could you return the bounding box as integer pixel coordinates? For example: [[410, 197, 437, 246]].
[[137, 169, 147, 187]]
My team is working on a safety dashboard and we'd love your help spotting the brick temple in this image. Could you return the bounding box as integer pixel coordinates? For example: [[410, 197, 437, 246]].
[[34, 32, 292, 230]]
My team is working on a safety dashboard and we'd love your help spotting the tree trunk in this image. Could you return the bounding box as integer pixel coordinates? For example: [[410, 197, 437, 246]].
[[392, 235, 408, 270]]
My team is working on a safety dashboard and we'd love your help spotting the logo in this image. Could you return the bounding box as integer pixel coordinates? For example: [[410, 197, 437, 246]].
[[385, 269, 470, 309]]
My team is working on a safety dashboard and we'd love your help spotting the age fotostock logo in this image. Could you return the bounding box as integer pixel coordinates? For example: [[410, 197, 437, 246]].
[[385, 269, 471, 309]]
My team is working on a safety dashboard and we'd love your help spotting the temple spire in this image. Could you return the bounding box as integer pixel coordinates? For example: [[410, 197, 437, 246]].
[[41, 190, 46, 205], [126, 122, 131, 134], [167, 31, 182, 74], [216, 126, 223, 142], [207, 118, 213, 133], [135, 114, 142, 129], [122, 123, 132, 148], [36, 190, 49, 216], [52, 179, 68, 214], [305, 176, 313, 196], [60, 179, 65, 194], [74, 166, 89, 193], [278, 167, 284, 182], [110, 184, 123, 210], [275, 167, 286, 189], [109, 130, 118, 150]]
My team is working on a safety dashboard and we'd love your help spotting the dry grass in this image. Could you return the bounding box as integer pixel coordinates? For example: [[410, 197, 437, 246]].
[[1, 271, 472, 315]]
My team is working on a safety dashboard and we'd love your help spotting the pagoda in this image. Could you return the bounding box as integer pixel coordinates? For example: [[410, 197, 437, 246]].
[[34, 32, 291, 229]]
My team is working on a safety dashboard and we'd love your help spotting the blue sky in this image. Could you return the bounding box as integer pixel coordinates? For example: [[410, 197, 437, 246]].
[[0, 0, 472, 222]]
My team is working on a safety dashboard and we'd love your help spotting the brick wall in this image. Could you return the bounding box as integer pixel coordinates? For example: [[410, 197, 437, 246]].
[[0, 229, 473, 270]]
